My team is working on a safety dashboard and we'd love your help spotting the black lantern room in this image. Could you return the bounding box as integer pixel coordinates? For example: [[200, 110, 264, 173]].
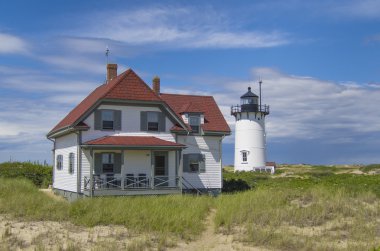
[[240, 87, 259, 112]]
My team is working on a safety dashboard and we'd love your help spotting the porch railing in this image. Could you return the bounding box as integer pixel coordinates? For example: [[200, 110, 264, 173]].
[[84, 175, 180, 190]]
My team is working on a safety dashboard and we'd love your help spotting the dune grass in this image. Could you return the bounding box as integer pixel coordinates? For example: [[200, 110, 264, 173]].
[[360, 164, 380, 173], [1, 167, 380, 250], [215, 185, 380, 250], [70, 195, 212, 239], [0, 178, 212, 241], [0, 178, 69, 221]]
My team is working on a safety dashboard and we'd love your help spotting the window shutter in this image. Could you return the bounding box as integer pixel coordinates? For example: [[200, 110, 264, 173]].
[[94, 153, 102, 174], [94, 110, 102, 130], [114, 110, 122, 130], [183, 154, 189, 172], [114, 153, 122, 173], [199, 154, 206, 173], [159, 112, 166, 132], [140, 111, 147, 131]]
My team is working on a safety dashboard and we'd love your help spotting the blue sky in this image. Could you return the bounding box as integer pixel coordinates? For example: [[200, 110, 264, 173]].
[[1, 0, 380, 165]]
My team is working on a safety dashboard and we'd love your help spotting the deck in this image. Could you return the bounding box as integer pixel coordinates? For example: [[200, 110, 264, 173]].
[[83, 175, 182, 196]]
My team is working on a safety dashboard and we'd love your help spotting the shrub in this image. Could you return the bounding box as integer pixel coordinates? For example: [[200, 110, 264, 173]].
[[222, 170, 270, 192], [0, 162, 52, 187], [222, 179, 251, 193]]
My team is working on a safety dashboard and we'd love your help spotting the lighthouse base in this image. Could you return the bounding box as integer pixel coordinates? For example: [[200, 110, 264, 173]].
[[234, 164, 275, 174]]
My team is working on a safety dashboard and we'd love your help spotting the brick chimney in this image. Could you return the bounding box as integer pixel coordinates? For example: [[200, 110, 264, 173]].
[[152, 76, 160, 95], [107, 64, 118, 82]]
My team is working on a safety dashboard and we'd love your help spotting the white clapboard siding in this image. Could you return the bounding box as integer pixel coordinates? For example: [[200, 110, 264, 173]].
[[178, 135, 222, 189], [54, 133, 78, 192], [82, 104, 175, 143], [81, 149, 91, 192]]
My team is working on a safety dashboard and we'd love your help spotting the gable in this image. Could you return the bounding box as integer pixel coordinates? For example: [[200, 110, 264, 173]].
[[160, 94, 231, 134], [47, 69, 185, 137]]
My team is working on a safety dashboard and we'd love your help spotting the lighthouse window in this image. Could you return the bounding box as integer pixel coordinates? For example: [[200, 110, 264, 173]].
[[242, 152, 247, 162], [241, 151, 249, 163]]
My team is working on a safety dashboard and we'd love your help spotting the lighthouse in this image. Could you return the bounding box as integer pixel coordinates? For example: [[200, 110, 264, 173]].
[[231, 83, 270, 172]]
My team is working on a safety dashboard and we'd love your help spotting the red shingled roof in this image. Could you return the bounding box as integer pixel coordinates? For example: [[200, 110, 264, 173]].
[[83, 136, 186, 148], [48, 68, 230, 136], [161, 93, 231, 133], [49, 69, 162, 135]]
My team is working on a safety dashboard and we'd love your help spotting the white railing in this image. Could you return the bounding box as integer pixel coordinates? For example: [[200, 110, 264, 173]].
[[84, 175, 180, 190]]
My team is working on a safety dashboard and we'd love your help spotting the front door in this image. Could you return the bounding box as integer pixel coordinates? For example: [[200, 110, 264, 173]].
[[154, 152, 168, 186]]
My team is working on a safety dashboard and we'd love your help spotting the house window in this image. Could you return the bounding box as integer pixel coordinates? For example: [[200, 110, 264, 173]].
[[102, 110, 114, 130], [147, 112, 159, 131], [68, 153, 75, 174], [56, 154, 63, 170], [95, 109, 121, 131], [102, 153, 114, 173], [189, 116, 201, 134], [184, 153, 205, 173], [141, 111, 165, 132]]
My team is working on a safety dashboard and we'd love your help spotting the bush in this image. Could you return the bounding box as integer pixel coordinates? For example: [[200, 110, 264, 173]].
[[0, 162, 52, 187], [222, 179, 251, 193]]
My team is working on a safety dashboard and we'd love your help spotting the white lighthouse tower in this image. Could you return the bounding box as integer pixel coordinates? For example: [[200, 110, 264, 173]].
[[231, 82, 270, 172]]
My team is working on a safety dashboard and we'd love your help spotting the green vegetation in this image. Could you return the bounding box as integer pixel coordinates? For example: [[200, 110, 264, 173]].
[[360, 164, 380, 173], [70, 195, 211, 239], [1, 163, 380, 250], [0, 178, 69, 221], [218, 165, 380, 250], [0, 178, 211, 241], [0, 162, 52, 187], [216, 186, 380, 250]]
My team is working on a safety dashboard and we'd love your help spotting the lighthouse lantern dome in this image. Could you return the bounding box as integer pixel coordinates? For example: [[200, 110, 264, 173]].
[[240, 87, 259, 112]]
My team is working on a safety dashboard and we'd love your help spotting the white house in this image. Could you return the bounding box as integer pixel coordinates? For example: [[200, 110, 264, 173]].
[[47, 64, 230, 200]]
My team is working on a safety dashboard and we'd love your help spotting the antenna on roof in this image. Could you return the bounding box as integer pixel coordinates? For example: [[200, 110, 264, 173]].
[[258, 77, 263, 108], [105, 45, 110, 64]]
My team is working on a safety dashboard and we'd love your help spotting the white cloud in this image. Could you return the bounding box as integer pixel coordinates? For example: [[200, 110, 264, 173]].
[[332, 0, 380, 19], [0, 74, 99, 93], [227, 68, 380, 141], [0, 33, 28, 54], [75, 6, 290, 49], [39, 55, 105, 74]]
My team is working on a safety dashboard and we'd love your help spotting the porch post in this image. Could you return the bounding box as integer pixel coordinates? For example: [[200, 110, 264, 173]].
[[89, 149, 94, 197], [178, 149, 183, 192], [121, 150, 125, 190], [150, 150, 154, 189]]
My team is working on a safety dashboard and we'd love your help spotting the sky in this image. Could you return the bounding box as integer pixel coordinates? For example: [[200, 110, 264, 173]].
[[1, 0, 380, 165]]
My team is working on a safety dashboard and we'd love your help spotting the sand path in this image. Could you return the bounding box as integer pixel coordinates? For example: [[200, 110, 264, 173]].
[[170, 209, 267, 251]]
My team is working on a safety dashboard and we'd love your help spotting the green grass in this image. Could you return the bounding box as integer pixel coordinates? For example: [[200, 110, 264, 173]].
[[215, 184, 380, 250], [0, 178, 69, 221], [70, 195, 212, 239], [1, 163, 380, 250], [0, 178, 212, 241]]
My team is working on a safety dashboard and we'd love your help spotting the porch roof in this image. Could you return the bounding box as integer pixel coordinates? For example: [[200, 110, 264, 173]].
[[82, 136, 186, 149]]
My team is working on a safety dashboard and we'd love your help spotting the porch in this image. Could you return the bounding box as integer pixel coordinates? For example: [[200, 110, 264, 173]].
[[83, 174, 182, 196], [81, 136, 186, 196]]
